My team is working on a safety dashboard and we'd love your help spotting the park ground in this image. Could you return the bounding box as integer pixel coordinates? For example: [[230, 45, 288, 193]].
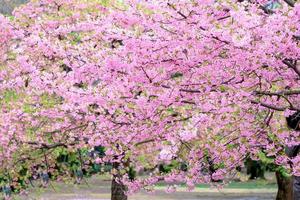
[[9, 174, 277, 200]]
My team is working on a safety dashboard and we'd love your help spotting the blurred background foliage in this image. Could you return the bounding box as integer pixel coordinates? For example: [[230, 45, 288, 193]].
[[0, 0, 29, 15]]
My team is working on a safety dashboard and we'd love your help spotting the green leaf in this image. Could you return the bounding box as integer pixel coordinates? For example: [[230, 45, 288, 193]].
[[258, 151, 274, 164], [171, 72, 183, 79]]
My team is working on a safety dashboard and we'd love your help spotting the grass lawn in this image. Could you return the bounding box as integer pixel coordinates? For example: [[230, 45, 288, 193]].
[[2, 174, 277, 200]]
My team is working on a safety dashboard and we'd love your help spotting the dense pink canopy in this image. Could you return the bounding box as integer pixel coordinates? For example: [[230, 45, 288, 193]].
[[0, 0, 299, 193]]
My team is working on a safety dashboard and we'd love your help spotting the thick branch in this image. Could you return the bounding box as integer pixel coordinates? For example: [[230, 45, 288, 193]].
[[251, 100, 287, 111], [179, 88, 201, 93], [254, 90, 300, 96], [251, 100, 300, 111], [283, 0, 295, 7], [135, 139, 155, 147], [26, 141, 76, 149], [283, 59, 300, 77], [293, 35, 300, 40]]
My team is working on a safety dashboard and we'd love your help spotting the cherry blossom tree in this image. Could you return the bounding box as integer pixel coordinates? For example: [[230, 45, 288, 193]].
[[0, 0, 299, 199]]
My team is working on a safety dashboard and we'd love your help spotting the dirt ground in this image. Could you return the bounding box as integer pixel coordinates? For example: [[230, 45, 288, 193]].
[[11, 175, 277, 200]]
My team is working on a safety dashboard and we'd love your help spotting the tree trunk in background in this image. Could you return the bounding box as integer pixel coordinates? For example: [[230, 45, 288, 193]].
[[276, 171, 293, 200], [111, 163, 127, 200], [246, 159, 266, 180]]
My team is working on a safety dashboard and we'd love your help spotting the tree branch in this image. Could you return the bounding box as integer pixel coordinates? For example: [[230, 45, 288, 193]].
[[251, 100, 300, 111], [254, 90, 300, 96], [135, 139, 155, 147], [167, 3, 187, 19], [26, 141, 76, 149], [283, 59, 300, 77], [283, 0, 295, 7], [251, 100, 287, 111], [293, 35, 300, 40]]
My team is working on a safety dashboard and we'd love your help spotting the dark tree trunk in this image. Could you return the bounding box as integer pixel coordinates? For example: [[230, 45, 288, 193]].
[[111, 175, 128, 200], [111, 163, 127, 200], [246, 159, 265, 179], [276, 171, 293, 200]]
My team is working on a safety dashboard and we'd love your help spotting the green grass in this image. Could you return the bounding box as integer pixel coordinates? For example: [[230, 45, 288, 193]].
[[1, 176, 277, 200], [155, 180, 277, 189]]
